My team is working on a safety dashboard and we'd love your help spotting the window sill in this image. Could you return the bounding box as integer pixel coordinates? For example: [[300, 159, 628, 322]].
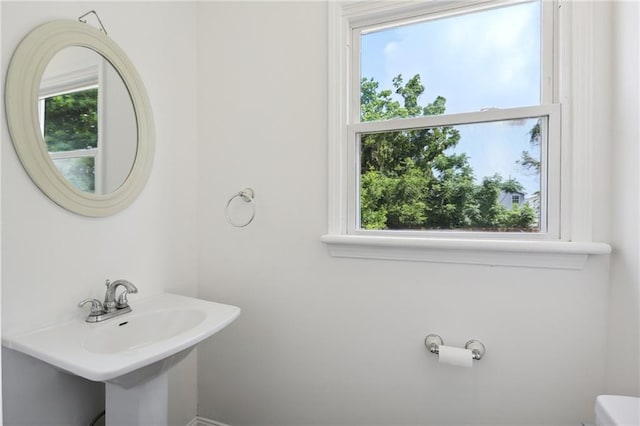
[[320, 235, 611, 270]]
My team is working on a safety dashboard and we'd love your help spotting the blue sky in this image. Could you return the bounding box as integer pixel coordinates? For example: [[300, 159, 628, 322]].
[[360, 0, 541, 195]]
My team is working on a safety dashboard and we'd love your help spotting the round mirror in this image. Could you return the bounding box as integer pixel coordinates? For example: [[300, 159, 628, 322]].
[[5, 20, 154, 217]]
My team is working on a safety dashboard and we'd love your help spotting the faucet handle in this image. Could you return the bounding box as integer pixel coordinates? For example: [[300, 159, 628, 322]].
[[116, 290, 131, 309], [78, 298, 104, 315]]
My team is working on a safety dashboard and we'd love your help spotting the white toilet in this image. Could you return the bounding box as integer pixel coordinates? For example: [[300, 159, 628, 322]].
[[595, 395, 640, 426]]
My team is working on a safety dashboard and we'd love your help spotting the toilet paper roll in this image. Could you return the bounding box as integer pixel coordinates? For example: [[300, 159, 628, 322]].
[[438, 345, 473, 368]]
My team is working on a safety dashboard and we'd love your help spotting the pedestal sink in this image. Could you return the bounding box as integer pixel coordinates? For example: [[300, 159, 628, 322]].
[[2, 293, 240, 426]]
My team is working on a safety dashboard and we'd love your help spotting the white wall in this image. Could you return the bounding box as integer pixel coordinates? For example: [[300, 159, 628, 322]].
[[606, 1, 640, 396], [0, 0, 4, 422], [1, 2, 199, 425], [195, 2, 614, 425]]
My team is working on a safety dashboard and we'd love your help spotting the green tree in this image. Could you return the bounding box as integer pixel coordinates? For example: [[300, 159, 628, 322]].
[[42, 88, 98, 193], [518, 121, 541, 173], [516, 121, 542, 222], [44, 88, 98, 152], [360, 75, 469, 229], [360, 74, 536, 232]]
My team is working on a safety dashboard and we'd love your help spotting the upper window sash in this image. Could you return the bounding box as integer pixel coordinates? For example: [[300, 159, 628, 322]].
[[348, 0, 557, 126]]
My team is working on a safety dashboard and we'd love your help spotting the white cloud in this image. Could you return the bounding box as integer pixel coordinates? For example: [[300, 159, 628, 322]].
[[383, 41, 399, 55]]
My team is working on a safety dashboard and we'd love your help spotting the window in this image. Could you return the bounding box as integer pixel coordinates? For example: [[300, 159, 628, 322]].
[[348, 0, 559, 238], [39, 86, 99, 193], [512, 194, 521, 205], [324, 0, 611, 268], [38, 62, 101, 194]]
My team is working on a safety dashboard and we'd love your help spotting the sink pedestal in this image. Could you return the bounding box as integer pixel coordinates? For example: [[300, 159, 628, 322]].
[[104, 347, 192, 426], [106, 371, 169, 426]]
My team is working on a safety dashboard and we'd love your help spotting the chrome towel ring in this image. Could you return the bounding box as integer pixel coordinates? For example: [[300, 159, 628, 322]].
[[225, 188, 256, 227]]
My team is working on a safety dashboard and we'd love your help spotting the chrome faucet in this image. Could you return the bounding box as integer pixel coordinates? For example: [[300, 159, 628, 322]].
[[103, 279, 138, 313], [78, 279, 138, 323]]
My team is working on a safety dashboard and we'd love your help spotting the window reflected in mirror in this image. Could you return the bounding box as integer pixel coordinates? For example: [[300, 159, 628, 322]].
[[38, 46, 137, 195], [40, 86, 99, 193]]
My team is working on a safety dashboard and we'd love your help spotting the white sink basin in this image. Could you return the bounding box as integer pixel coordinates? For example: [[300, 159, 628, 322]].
[[83, 308, 207, 355], [596, 395, 640, 426], [2, 293, 240, 385]]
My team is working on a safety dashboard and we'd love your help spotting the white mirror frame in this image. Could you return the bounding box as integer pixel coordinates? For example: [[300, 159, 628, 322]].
[[5, 20, 154, 217]]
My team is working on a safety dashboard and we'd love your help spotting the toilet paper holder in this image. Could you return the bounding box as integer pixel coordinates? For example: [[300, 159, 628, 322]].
[[424, 334, 486, 361]]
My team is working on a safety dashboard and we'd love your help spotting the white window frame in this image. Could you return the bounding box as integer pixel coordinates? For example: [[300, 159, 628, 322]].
[[322, 0, 611, 269]]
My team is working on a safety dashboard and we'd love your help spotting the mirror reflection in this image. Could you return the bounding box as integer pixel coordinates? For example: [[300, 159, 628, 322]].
[[39, 47, 137, 195]]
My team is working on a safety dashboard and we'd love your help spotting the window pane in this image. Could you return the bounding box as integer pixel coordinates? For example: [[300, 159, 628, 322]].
[[360, 1, 541, 120], [52, 157, 95, 193], [359, 117, 542, 232], [44, 88, 98, 152]]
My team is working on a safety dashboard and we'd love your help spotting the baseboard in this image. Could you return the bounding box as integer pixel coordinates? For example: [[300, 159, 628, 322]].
[[186, 416, 231, 426]]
